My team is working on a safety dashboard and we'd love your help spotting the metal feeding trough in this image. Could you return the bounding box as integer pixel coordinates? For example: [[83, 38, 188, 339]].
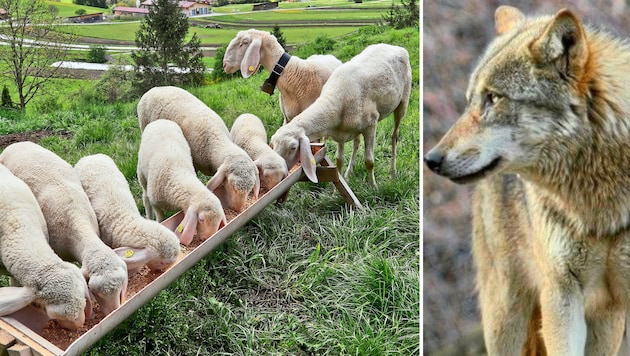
[[0, 143, 362, 356]]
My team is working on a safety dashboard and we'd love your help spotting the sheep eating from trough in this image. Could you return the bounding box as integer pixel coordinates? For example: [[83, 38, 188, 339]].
[[0, 164, 92, 330], [230, 113, 288, 191], [0, 142, 129, 315], [269, 43, 412, 186], [137, 119, 227, 246], [223, 29, 342, 123], [137, 86, 260, 212], [75, 154, 181, 275]]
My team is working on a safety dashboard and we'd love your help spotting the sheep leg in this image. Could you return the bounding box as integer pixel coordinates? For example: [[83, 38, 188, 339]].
[[142, 190, 154, 220], [335, 141, 344, 174], [154, 208, 166, 223], [344, 136, 361, 178], [391, 103, 405, 178], [364, 127, 377, 187]]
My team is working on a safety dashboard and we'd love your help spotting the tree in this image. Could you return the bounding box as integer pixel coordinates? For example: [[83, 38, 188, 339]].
[[131, 0, 206, 93], [382, 0, 419, 29], [0, 0, 76, 109], [271, 24, 287, 51]]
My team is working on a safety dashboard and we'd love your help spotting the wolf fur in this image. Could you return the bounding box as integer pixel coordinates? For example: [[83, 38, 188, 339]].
[[425, 6, 630, 355]]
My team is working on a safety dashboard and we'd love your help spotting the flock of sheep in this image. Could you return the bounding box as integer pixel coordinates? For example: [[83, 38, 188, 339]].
[[0, 29, 412, 331]]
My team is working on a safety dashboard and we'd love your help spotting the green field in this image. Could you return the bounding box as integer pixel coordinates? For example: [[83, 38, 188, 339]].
[[64, 23, 361, 46], [46, 0, 108, 18], [206, 9, 385, 24], [0, 25, 420, 355]]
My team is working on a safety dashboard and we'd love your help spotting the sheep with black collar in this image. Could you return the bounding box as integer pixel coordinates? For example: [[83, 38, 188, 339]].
[[223, 29, 342, 124]]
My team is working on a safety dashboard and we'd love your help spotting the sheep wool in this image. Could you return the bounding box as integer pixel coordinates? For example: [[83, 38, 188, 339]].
[[223, 29, 342, 123], [230, 113, 288, 191], [75, 154, 181, 274], [0, 164, 91, 330], [137, 119, 226, 246], [270, 43, 412, 187], [137, 86, 260, 212], [0, 142, 128, 315]]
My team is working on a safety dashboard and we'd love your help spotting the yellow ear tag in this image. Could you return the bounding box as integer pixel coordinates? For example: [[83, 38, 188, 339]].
[[124, 249, 134, 258], [248, 65, 255, 72], [310, 157, 316, 165], [176, 223, 184, 233]]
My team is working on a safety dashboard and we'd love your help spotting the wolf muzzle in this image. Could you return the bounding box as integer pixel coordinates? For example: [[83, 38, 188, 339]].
[[423, 149, 444, 175]]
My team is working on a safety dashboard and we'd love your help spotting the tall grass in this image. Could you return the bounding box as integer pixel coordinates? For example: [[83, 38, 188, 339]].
[[0, 25, 419, 355]]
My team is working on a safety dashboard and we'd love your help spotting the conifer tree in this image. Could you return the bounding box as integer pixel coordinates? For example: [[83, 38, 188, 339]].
[[131, 0, 206, 93]]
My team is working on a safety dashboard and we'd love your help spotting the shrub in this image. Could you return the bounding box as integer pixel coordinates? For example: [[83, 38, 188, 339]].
[[1, 85, 13, 108], [88, 45, 107, 64]]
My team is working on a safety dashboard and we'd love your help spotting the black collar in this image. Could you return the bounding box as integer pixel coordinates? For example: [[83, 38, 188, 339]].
[[261, 52, 291, 95]]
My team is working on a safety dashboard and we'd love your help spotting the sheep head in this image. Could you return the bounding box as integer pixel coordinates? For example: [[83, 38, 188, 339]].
[[255, 158, 288, 191], [36, 262, 92, 329], [270, 126, 318, 183], [177, 205, 226, 245], [223, 29, 268, 78], [207, 156, 260, 211]]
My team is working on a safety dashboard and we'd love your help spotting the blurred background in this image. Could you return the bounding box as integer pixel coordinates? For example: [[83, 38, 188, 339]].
[[422, 0, 630, 354]]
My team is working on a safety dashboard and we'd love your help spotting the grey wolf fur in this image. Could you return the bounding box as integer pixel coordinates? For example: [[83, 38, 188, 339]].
[[425, 6, 630, 355]]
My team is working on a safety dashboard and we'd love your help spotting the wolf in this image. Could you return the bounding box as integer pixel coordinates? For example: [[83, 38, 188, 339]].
[[425, 5, 630, 355]]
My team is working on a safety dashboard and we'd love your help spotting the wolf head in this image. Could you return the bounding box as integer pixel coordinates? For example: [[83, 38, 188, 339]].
[[425, 6, 594, 184]]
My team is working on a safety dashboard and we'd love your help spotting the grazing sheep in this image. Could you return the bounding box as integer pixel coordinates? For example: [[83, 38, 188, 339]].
[[75, 154, 180, 274], [230, 113, 288, 191], [137, 86, 260, 212], [0, 164, 91, 330], [270, 43, 412, 186], [137, 119, 227, 246], [0, 142, 128, 315], [223, 29, 342, 123]]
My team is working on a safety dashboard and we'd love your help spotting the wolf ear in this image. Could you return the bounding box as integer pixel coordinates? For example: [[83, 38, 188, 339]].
[[529, 9, 587, 77], [495, 6, 524, 35]]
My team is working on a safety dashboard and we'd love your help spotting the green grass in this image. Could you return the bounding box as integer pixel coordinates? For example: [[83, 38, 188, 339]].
[[46, 0, 109, 18], [203, 9, 386, 23], [0, 25, 419, 355], [64, 23, 361, 46]]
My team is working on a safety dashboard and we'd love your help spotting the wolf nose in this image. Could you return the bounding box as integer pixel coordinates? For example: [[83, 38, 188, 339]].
[[424, 150, 443, 173]]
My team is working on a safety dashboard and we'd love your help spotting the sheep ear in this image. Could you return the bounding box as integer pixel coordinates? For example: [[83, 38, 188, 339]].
[[113, 247, 158, 274], [0, 287, 37, 316], [177, 206, 198, 246], [241, 38, 262, 78], [84, 282, 93, 320], [207, 165, 226, 191], [161, 210, 185, 232], [299, 135, 317, 183], [252, 166, 260, 199]]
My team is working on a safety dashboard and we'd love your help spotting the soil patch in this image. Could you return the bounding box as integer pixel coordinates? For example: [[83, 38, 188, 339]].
[[0, 130, 73, 149]]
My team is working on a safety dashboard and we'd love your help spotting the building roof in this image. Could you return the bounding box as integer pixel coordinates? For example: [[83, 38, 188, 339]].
[[141, 1, 199, 8], [113, 6, 149, 14]]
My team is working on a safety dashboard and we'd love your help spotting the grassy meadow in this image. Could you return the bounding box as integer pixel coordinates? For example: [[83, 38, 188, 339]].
[[0, 24, 419, 355]]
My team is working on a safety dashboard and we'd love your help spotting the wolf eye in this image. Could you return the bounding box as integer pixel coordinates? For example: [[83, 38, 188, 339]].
[[485, 92, 501, 107]]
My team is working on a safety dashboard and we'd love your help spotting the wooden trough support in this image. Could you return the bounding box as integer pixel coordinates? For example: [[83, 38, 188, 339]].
[[0, 143, 362, 356]]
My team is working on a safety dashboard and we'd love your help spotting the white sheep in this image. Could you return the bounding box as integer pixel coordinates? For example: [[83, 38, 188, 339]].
[[137, 86, 260, 212], [137, 119, 227, 246], [223, 29, 342, 123], [0, 142, 129, 315], [0, 164, 91, 330], [269, 43, 412, 186], [230, 113, 288, 191], [74, 154, 181, 274]]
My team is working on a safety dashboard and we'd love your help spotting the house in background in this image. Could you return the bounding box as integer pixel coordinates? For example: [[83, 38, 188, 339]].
[[112, 6, 149, 17], [140, 0, 211, 16]]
